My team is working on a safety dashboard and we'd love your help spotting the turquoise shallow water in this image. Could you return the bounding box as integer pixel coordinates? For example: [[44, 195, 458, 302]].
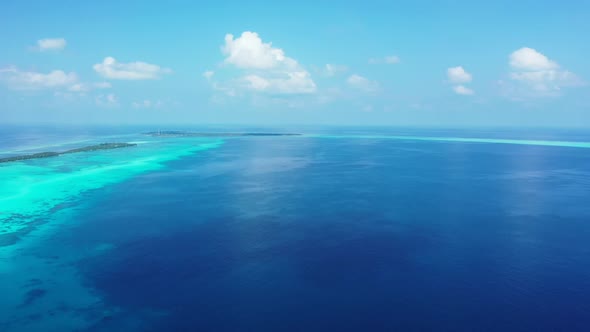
[[0, 136, 223, 244], [312, 134, 590, 148], [0, 133, 224, 331]]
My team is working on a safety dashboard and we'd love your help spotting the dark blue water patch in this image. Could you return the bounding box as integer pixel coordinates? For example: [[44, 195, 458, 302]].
[[19, 289, 47, 307], [41, 135, 590, 331], [77, 216, 439, 331], [77, 217, 590, 331]]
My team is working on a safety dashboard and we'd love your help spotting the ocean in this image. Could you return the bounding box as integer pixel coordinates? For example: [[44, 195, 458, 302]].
[[1, 125, 590, 331]]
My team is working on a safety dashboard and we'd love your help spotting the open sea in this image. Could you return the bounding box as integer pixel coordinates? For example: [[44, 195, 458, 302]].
[[1, 125, 590, 331]]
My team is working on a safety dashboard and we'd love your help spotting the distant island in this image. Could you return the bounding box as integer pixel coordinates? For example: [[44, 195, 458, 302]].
[[0, 143, 137, 164], [144, 131, 301, 137]]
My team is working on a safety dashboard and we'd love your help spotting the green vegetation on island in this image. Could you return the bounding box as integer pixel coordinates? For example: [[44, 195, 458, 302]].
[[144, 131, 301, 137], [0, 143, 137, 164]]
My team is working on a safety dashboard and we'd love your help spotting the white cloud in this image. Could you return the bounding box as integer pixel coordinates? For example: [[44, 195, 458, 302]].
[[324, 64, 347, 76], [509, 47, 558, 71], [211, 81, 238, 97], [453, 85, 474, 95], [215, 31, 316, 95], [447, 66, 474, 96], [222, 31, 297, 70], [68, 84, 86, 92], [242, 71, 316, 94], [347, 74, 379, 92], [362, 104, 374, 112], [37, 38, 66, 51], [68, 81, 111, 92], [203, 70, 215, 80], [0, 67, 114, 97], [447, 66, 472, 84], [94, 82, 112, 89], [53, 91, 77, 101], [0, 67, 78, 90], [369, 55, 400, 65], [243, 75, 270, 90], [95, 93, 119, 107], [384, 56, 400, 64], [93, 57, 171, 80], [347, 74, 368, 86], [510, 70, 578, 89], [132, 99, 163, 109], [507, 47, 583, 98]]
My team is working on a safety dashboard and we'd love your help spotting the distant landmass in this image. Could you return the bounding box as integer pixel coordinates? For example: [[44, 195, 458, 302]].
[[0, 143, 137, 164], [144, 131, 301, 137]]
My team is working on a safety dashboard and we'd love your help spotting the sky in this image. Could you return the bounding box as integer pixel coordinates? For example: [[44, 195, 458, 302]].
[[0, 0, 589, 127]]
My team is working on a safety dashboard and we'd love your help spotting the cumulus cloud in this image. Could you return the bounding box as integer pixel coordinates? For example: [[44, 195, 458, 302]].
[[509, 47, 558, 71], [95, 93, 119, 107], [215, 31, 316, 95], [242, 71, 316, 94], [68, 84, 85, 92], [93, 57, 171, 80], [132, 99, 163, 109], [222, 32, 297, 70], [0, 67, 78, 90], [447, 66, 474, 95], [94, 82, 112, 89], [453, 85, 474, 95], [68, 81, 111, 92], [347, 74, 379, 92], [369, 55, 400, 65], [324, 64, 347, 76], [37, 38, 66, 51], [203, 70, 215, 80], [447, 66, 472, 84], [0, 66, 114, 96], [506, 47, 582, 97]]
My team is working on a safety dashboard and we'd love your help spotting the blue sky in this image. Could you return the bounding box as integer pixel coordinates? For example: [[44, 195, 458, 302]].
[[0, 0, 589, 127]]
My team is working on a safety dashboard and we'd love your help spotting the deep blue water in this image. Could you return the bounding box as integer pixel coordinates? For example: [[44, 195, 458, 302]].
[[2, 126, 590, 331]]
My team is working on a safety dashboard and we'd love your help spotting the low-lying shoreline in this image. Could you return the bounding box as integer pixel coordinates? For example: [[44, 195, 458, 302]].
[[0, 143, 137, 164], [144, 131, 301, 137]]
